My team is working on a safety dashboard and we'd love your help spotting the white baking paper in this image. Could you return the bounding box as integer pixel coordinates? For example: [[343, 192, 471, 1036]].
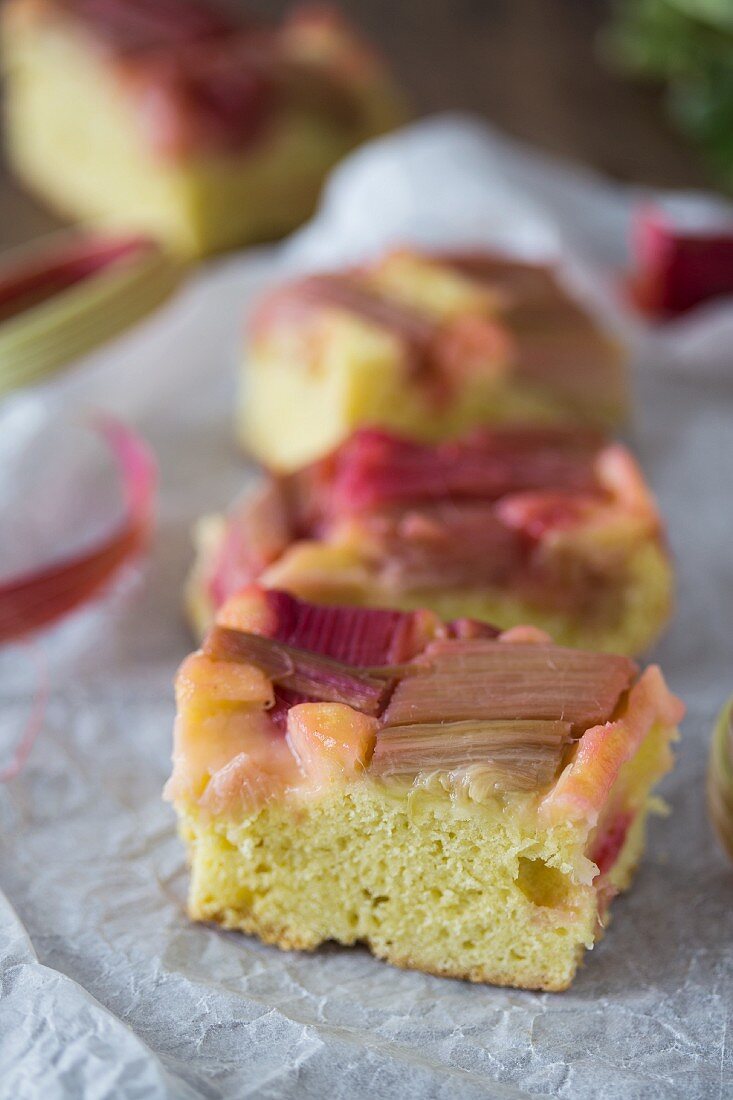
[[1, 115, 732, 1100]]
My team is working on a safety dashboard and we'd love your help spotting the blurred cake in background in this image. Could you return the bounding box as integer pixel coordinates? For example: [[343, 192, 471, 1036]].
[[1, 0, 406, 255], [240, 250, 627, 471], [187, 426, 673, 655]]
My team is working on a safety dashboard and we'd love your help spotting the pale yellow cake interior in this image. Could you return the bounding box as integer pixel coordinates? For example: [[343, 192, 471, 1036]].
[[176, 717, 673, 992]]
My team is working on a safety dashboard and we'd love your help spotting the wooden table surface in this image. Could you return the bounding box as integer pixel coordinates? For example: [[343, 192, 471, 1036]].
[[0, 0, 710, 251]]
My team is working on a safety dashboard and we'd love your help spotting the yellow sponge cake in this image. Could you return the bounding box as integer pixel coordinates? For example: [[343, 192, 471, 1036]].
[[240, 249, 626, 470], [165, 585, 683, 991], [1, 0, 406, 255], [187, 426, 673, 655]]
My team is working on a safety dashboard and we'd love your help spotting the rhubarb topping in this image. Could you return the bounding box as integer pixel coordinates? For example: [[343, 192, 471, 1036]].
[[0, 416, 156, 643], [251, 274, 510, 386], [203, 627, 393, 717], [204, 424, 661, 620], [55, 0, 377, 157], [323, 427, 600, 514], [437, 251, 622, 400], [382, 640, 636, 733], [175, 588, 685, 813], [541, 665, 683, 825], [176, 652, 274, 708], [287, 702, 377, 784], [251, 274, 436, 369], [371, 718, 571, 792], [254, 587, 429, 666], [208, 482, 292, 609]]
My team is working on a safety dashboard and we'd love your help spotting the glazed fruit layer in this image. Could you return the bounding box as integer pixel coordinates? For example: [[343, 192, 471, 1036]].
[[189, 426, 673, 654]]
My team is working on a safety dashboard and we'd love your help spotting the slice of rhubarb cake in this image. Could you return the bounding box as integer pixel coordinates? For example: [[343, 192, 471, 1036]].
[[1, 0, 405, 255], [187, 426, 673, 655], [166, 586, 683, 992], [240, 249, 626, 470]]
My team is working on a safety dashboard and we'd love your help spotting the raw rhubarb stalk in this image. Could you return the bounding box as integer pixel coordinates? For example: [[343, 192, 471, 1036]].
[[203, 627, 393, 716], [0, 417, 156, 643], [0, 235, 154, 325], [631, 205, 733, 318], [382, 640, 636, 733], [0, 231, 183, 396], [371, 718, 571, 792], [372, 503, 525, 590]]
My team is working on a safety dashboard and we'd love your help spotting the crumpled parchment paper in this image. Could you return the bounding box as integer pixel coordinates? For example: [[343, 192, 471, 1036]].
[[1, 116, 732, 1100]]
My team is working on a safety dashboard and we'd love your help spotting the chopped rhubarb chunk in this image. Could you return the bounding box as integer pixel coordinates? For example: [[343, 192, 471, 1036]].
[[325, 427, 600, 514], [630, 205, 733, 318], [382, 640, 637, 733], [287, 702, 377, 784], [255, 588, 429, 665], [208, 482, 292, 608], [251, 274, 512, 386], [542, 665, 683, 825], [440, 252, 564, 307], [496, 491, 598, 541], [430, 315, 513, 382], [176, 652, 274, 708], [371, 503, 525, 590], [446, 617, 501, 641], [124, 33, 279, 158], [371, 718, 570, 792], [203, 627, 392, 716], [251, 274, 436, 372]]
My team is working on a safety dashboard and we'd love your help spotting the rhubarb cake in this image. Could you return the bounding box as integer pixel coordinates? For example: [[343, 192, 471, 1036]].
[[240, 249, 626, 471], [165, 585, 683, 992], [1, 0, 405, 255], [187, 426, 673, 655]]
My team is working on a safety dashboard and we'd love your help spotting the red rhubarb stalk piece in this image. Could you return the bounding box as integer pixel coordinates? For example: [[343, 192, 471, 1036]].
[[251, 274, 436, 372], [256, 588, 428, 666], [0, 416, 156, 643], [208, 481, 292, 608], [630, 204, 733, 318], [203, 626, 393, 716], [325, 427, 600, 514]]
